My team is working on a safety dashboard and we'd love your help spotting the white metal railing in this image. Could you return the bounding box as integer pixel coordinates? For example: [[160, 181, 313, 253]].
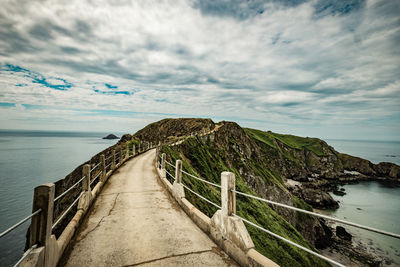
[[90, 171, 103, 186], [0, 210, 41, 267], [52, 192, 84, 230], [0, 209, 42, 239], [91, 162, 101, 172], [232, 213, 345, 267], [13, 244, 38, 267], [182, 170, 221, 189], [162, 158, 400, 267], [54, 176, 86, 202], [1, 140, 146, 266], [232, 189, 400, 239]]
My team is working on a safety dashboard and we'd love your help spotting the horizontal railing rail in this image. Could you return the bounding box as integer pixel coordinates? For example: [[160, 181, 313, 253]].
[[52, 192, 84, 230], [181, 169, 221, 189], [232, 213, 345, 267], [160, 154, 400, 267], [0, 209, 42, 239], [54, 176, 86, 202], [231, 189, 400, 239]]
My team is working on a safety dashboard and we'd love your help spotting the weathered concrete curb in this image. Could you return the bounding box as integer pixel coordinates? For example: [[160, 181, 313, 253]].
[[155, 163, 279, 267], [21, 145, 154, 267]]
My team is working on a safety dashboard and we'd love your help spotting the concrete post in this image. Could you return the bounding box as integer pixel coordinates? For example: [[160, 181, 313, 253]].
[[173, 160, 185, 198], [119, 146, 123, 164], [138, 143, 141, 153], [133, 144, 136, 155], [209, 171, 254, 252], [150, 142, 152, 148], [175, 160, 182, 183], [112, 149, 116, 170], [126, 143, 129, 159], [83, 164, 91, 194], [221, 172, 236, 216], [161, 153, 166, 179], [100, 154, 106, 182], [78, 164, 91, 211], [29, 183, 55, 253]]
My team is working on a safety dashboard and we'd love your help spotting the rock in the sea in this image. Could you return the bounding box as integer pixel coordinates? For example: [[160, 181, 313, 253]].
[[299, 188, 339, 209], [102, 134, 119, 140], [332, 190, 346, 196], [336, 226, 352, 241]]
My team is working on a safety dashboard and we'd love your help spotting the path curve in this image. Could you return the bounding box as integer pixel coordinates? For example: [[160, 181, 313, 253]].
[[60, 149, 236, 267]]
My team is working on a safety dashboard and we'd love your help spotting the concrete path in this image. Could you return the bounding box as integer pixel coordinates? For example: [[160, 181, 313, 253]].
[[61, 149, 236, 267]]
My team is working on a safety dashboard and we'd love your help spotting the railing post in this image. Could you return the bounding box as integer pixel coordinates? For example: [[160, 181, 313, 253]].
[[133, 144, 136, 156], [83, 164, 91, 196], [112, 149, 116, 170], [138, 143, 141, 153], [119, 146, 123, 164], [126, 143, 129, 159], [173, 160, 185, 198], [221, 172, 236, 216], [161, 153, 166, 179], [150, 142, 152, 148], [78, 164, 91, 212], [175, 160, 182, 183], [100, 154, 106, 182], [29, 183, 55, 266]]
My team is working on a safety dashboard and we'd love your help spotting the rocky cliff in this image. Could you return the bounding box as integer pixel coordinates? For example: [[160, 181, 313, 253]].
[[132, 118, 399, 266]]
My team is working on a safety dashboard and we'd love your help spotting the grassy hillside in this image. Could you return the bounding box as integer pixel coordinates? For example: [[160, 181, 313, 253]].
[[161, 136, 329, 267]]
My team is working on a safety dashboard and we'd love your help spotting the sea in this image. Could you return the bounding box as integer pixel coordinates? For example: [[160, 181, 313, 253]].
[[0, 132, 399, 266], [0, 130, 120, 266], [324, 139, 400, 266]]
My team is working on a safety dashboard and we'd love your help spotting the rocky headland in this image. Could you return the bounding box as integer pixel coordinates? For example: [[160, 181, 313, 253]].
[[127, 118, 399, 266]]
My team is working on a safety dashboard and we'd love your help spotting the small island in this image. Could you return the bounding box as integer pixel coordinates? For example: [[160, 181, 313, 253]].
[[102, 134, 119, 140]]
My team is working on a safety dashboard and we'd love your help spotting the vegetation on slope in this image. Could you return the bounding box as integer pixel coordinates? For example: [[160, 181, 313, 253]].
[[161, 136, 329, 267]]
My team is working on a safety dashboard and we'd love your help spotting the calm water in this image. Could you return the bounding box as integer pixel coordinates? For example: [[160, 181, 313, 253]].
[[324, 139, 400, 265], [327, 182, 400, 265], [325, 139, 400, 165], [0, 130, 119, 266]]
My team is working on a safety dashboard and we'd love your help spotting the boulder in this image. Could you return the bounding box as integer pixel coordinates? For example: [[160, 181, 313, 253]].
[[336, 226, 352, 241]]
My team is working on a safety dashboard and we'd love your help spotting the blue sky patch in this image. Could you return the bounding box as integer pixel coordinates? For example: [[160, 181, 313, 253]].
[[3, 64, 73, 91], [0, 102, 16, 108], [105, 83, 118, 89]]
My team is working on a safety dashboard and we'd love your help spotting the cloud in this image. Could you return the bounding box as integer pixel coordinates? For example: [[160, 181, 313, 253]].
[[0, 0, 399, 140]]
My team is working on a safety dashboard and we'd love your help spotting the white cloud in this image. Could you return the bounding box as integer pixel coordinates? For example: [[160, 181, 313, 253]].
[[0, 0, 399, 140]]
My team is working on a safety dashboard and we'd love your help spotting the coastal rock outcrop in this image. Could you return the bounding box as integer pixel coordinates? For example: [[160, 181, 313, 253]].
[[102, 134, 119, 140]]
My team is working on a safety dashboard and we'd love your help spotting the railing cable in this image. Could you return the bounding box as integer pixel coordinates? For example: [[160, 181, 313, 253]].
[[232, 189, 400, 239], [52, 192, 84, 230], [232, 213, 345, 267], [90, 171, 103, 186], [182, 170, 221, 189], [54, 176, 86, 202], [165, 161, 176, 168], [0, 209, 42, 239], [13, 244, 38, 267], [181, 183, 221, 209], [90, 162, 101, 172], [165, 170, 175, 180]]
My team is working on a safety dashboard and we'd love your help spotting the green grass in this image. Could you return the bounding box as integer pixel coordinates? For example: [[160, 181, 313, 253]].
[[161, 137, 329, 267], [244, 128, 328, 156]]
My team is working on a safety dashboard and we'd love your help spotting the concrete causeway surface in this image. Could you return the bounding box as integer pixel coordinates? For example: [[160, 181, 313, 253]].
[[60, 149, 237, 267]]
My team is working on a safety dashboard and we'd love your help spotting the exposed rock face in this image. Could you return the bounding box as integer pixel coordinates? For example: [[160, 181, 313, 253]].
[[131, 118, 399, 262], [292, 187, 339, 209], [102, 134, 119, 139], [336, 226, 352, 241]]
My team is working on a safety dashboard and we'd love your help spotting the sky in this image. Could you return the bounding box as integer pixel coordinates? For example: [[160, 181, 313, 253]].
[[0, 0, 399, 141]]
